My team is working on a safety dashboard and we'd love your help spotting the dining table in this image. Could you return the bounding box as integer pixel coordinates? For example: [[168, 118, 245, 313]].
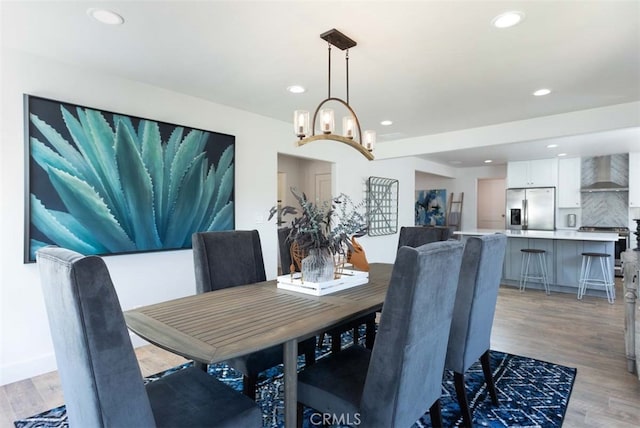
[[124, 263, 393, 428]]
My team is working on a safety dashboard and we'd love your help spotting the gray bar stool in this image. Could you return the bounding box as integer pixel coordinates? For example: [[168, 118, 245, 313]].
[[577, 252, 615, 304], [519, 248, 550, 294]]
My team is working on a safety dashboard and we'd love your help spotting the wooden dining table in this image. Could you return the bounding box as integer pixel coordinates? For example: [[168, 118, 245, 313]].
[[124, 263, 393, 428]]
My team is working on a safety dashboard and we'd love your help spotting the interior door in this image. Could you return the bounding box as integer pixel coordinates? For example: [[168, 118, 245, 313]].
[[315, 173, 332, 206], [477, 178, 506, 229]]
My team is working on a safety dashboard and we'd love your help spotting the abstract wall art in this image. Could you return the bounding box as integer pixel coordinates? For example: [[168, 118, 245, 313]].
[[24, 95, 235, 262], [415, 189, 447, 226]]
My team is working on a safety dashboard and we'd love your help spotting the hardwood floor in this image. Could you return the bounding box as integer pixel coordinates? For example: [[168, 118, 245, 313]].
[[2, 281, 639, 427]]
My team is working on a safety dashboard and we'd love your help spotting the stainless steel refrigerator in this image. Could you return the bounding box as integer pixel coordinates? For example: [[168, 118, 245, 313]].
[[505, 187, 556, 231]]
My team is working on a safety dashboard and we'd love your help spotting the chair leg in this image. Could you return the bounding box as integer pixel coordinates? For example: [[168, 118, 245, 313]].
[[365, 319, 376, 349], [353, 326, 360, 344], [331, 332, 341, 354], [305, 338, 316, 367], [429, 398, 443, 428], [296, 402, 304, 428], [242, 374, 257, 400], [480, 350, 499, 405], [193, 361, 208, 372], [454, 372, 473, 428]]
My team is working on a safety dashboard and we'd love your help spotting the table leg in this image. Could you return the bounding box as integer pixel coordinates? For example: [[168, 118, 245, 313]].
[[284, 339, 298, 428]]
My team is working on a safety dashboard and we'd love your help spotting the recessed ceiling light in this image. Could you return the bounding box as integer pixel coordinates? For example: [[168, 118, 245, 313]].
[[484, 159, 493, 163], [558, 153, 567, 157], [492, 11, 524, 28], [547, 144, 558, 148], [87, 8, 124, 25], [287, 85, 306, 94], [533, 88, 552, 96], [380, 120, 393, 126]]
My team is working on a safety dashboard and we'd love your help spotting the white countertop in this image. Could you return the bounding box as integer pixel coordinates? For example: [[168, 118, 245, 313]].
[[454, 229, 619, 242]]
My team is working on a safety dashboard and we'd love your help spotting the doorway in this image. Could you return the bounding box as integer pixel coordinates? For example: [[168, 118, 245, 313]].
[[477, 178, 506, 229]]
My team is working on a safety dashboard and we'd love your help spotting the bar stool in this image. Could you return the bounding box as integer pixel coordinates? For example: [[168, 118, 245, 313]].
[[577, 252, 615, 304], [519, 248, 550, 295]]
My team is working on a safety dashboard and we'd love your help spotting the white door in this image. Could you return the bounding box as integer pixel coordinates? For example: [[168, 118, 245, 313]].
[[477, 178, 506, 229], [315, 173, 332, 206]]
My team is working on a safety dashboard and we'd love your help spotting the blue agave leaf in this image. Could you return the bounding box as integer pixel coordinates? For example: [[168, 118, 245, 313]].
[[46, 167, 136, 252], [214, 145, 234, 189], [113, 114, 139, 150], [30, 138, 80, 178], [30, 194, 101, 254], [30, 113, 88, 180], [166, 130, 205, 227], [160, 127, 184, 235], [115, 122, 162, 250], [206, 202, 234, 231], [210, 145, 232, 206], [164, 127, 184, 169], [212, 164, 234, 218], [164, 153, 207, 248], [49, 209, 108, 253], [192, 164, 217, 232], [140, 120, 165, 236], [59, 108, 114, 198], [73, 107, 133, 237]]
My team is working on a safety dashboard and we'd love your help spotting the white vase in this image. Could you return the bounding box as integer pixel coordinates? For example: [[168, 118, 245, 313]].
[[301, 247, 334, 283]]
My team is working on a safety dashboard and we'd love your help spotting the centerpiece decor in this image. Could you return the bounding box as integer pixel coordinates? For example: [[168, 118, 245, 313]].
[[271, 188, 368, 289]]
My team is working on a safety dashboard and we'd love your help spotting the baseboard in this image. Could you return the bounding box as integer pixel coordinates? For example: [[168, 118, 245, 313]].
[[1, 333, 151, 386], [0, 352, 58, 386]]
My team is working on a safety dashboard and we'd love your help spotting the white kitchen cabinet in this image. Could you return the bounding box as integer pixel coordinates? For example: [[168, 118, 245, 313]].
[[507, 159, 558, 188], [630, 152, 640, 207], [558, 157, 581, 208]]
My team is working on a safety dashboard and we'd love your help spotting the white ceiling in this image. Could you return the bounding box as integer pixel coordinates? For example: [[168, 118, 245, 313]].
[[2, 1, 639, 167]]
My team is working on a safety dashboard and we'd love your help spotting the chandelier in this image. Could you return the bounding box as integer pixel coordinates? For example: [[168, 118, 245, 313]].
[[294, 29, 375, 161]]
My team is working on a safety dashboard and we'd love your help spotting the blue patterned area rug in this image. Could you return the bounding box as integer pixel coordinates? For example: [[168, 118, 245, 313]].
[[14, 336, 575, 428]]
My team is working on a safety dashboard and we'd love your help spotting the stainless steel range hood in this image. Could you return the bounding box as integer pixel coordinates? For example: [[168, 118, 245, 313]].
[[580, 155, 629, 192]]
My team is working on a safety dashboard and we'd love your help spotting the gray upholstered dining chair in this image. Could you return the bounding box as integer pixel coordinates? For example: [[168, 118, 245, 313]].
[[445, 233, 507, 427], [193, 229, 316, 398], [36, 246, 262, 428], [296, 240, 465, 427], [278, 227, 376, 353], [397, 225, 454, 249]]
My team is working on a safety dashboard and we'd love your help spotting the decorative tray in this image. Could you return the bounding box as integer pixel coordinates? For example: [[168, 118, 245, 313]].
[[277, 269, 369, 296]]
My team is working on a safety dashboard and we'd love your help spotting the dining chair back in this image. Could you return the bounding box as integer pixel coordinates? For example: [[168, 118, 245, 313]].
[[445, 233, 507, 427], [192, 230, 315, 398], [397, 226, 454, 249], [193, 229, 266, 292], [36, 246, 261, 427], [297, 240, 464, 427]]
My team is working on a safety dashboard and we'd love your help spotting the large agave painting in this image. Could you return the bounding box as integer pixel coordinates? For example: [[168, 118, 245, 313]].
[[24, 95, 235, 262]]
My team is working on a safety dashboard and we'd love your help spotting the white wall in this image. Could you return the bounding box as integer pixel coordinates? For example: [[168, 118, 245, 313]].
[[0, 49, 422, 385], [416, 165, 507, 230]]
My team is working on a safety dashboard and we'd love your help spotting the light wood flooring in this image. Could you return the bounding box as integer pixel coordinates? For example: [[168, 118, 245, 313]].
[[1, 282, 639, 427]]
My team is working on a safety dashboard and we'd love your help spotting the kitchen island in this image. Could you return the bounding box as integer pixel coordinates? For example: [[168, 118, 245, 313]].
[[454, 229, 618, 297]]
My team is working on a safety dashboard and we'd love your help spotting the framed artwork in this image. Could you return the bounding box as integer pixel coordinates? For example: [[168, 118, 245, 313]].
[[24, 94, 235, 262], [367, 176, 398, 236], [415, 189, 447, 226]]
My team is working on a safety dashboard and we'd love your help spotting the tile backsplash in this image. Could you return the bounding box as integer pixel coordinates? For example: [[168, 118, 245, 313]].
[[581, 153, 629, 227]]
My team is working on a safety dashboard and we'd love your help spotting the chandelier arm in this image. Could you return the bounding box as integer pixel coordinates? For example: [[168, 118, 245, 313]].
[[297, 135, 374, 161], [309, 97, 363, 141]]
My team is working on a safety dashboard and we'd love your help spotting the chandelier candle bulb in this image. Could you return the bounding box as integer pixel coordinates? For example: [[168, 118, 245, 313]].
[[320, 109, 334, 134], [364, 130, 376, 151], [343, 117, 354, 139], [294, 110, 309, 138]]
